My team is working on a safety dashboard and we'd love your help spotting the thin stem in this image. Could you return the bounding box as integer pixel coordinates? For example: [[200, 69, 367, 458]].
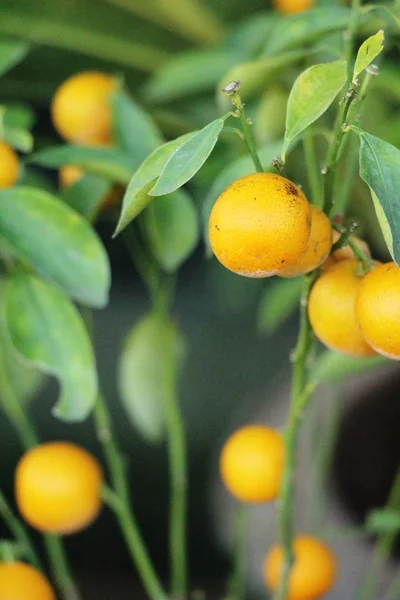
[[44, 536, 80, 600], [358, 466, 400, 600], [273, 275, 316, 600], [387, 565, 400, 600], [332, 223, 375, 271], [231, 91, 263, 173], [0, 490, 42, 571], [228, 503, 247, 600], [303, 135, 322, 207]]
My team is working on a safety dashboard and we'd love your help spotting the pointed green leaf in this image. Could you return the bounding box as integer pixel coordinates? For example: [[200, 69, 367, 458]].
[[5, 272, 97, 421], [0, 187, 110, 308], [257, 278, 303, 334], [284, 60, 347, 153], [312, 350, 388, 382], [358, 132, 400, 264], [30, 145, 132, 184], [353, 30, 384, 83], [150, 118, 224, 196], [1, 126, 33, 152], [114, 131, 196, 236], [3, 103, 35, 130], [143, 189, 199, 272], [0, 39, 29, 76], [118, 311, 184, 443], [60, 174, 112, 220]]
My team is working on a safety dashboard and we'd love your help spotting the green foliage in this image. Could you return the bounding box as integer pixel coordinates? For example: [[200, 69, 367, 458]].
[[312, 351, 389, 383], [353, 30, 384, 83], [0, 38, 29, 76], [5, 272, 98, 421], [0, 187, 110, 308], [60, 174, 112, 220], [366, 508, 400, 535], [257, 278, 303, 335]]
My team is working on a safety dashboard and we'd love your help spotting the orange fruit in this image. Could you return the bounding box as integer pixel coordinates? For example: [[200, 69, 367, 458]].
[[264, 535, 336, 600], [323, 230, 371, 271], [0, 562, 56, 600], [279, 206, 332, 277], [356, 262, 400, 360], [16, 442, 103, 535], [51, 71, 116, 144], [59, 165, 84, 188], [308, 259, 376, 357], [220, 425, 284, 502], [0, 142, 19, 188], [209, 173, 311, 278], [273, 0, 314, 15]]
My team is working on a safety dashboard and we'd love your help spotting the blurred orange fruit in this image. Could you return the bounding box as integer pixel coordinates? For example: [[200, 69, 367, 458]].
[[0, 142, 19, 188], [0, 562, 56, 600]]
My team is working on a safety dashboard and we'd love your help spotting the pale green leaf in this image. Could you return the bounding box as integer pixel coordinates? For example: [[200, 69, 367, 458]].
[[1, 126, 33, 152], [353, 30, 384, 82], [312, 350, 388, 382]]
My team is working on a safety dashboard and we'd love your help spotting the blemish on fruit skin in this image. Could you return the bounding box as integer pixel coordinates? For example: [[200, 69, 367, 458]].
[[285, 182, 300, 197], [215, 225, 220, 231]]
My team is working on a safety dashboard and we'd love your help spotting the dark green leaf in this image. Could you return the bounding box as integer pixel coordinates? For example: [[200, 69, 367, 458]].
[[114, 132, 196, 236], [358, 131, 400, 264], [112, 89, 162, 163], [312, 350, 388, 382], [257, 278, 302, 334], [5, 272, 97, 421], [30, 145, 133, 184], [60, 174, 112, 220], [353, 30, 384, 82], [150, 118, 224, 196], [118, 311, 184, 443], [143, 189, 199, 272], [366, 508, 400, 535], [0, 38, 29, 76], [0, 187, 110, 308]]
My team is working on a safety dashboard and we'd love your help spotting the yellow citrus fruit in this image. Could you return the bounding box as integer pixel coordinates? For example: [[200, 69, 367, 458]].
[[0, 562, 56, 600], [59, 165, 84, 188], [16, 442, 103, 535], [356, 262, 400, 360], [273, 0, 314, 15], [264, 535, 336, 600], [209, 173, 311, 277], [308, 259, 376, 357], [279, 206, 332, 277], [51, 71, 116, 144], [220, 425, 284, 502], [0, 142, 19, 188], [323, 230, 371, 271]]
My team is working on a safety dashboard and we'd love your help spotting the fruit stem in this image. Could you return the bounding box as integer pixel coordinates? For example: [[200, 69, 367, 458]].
[[273, 275, 316, 600], [44, 536, 80, 600], [230, 90, 264, 174], [358, 465, 400, 600], [228, 503, 247, 600], [332, 222, 375, 271]]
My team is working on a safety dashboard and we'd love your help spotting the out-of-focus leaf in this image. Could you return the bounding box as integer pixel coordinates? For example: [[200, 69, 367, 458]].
[[1, 126, 33, 152], [254, 87, 288, 146], [30, 145, 132, 184], [3, 103, 35, 130], [312, 350, 388, 383], [366, 509, 400, 535], [5, 272, 97, 421], [0, 39, 29, 76], [112, 89, 162, 163], [358, 131, 400, 265], [143, 189, 199, 272], [353, 30, 384, 83], [224, 13, 279, 57], [118, 311, 184, 443], [60, 174, 112, 221], [257, 278, 302, 334], [150, 118, 224, 196], [114, 132, 196, 235], [0, 187, 110, 308]]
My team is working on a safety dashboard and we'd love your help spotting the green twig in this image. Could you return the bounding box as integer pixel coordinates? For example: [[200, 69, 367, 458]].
[[332, 222, 375, 271], [228, 503, 247, 600], [303, 135, 322, 207], [227, 88, 263, 174], [44, 536, 80, 600]]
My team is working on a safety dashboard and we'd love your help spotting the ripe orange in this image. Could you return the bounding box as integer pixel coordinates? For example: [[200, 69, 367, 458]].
[[0, 142, 19, 188], [51, 71, 116, 144], [323, 230, 371, 271], [209, 173, 311, 277], [308, 259, 376, 357], [220, 425, 284, 502], [0, 562, 55, 600], [279, 206, 332, 277], [264, 535, 336, 600], [356, 262, 400, 360], [59, 165, 84, 188], [16, 442, 103, 535], [273, 0, 314, 15]]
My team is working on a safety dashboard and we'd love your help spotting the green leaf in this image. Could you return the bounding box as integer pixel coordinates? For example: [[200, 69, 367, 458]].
[[112, 89, 162, 163], [312, 350, 388, 383], [118, 311, 184, 442], [150, 118, 224, 196], [1, 126, 33, 152], [283, 60, 347, 155], [366, 508, 400, 535], [114, 132, 196, 236], [143, 189, 199, 272], [5, 272, 97, 421], [3, 103, 35, 130], [0, 39, 29, 76], [263, 7, 350, 56], [60, 174, 112, 220], [358, 132, 400, 264], [30, 145, 133, 184], [0, 187, 110, 308], [257, 278, 302, 334], [353, 30, 384, 83]]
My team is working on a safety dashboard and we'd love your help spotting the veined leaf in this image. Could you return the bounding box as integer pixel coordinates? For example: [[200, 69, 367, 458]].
[[353, 30, 384, 83]]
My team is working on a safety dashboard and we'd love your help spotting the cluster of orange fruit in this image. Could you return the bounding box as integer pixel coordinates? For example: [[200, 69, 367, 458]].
[[209, 172, 400, 361], [0, 442, 102, 599]]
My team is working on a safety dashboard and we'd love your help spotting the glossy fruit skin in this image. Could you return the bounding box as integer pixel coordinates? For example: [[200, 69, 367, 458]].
[[264, 535, 336, 600], [51, 71, 115, 144], [280, 206, 332, 278], [220, 425, 284, 502], [59, 165, 84, 188], [0, 142, 19, 188], [209, 173, 311, 278], [308, 259, 376, 357], [273, 0, 314, 15], [16, 442, 103, 535], [0, 562, 56, 600], [356, 262, 400, 360], [323, 230, 371, 271]]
